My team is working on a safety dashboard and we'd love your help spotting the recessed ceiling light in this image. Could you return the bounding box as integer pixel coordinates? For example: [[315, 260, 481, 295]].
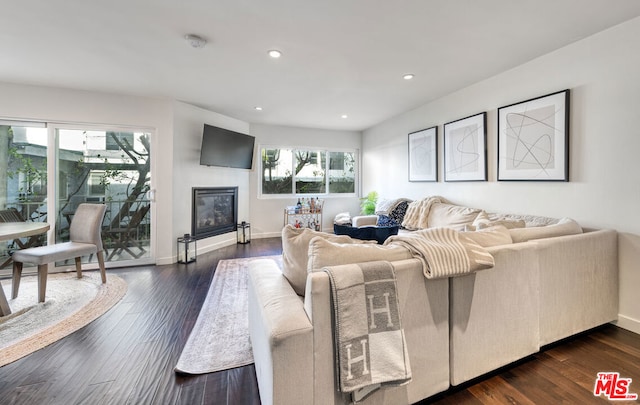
[[184, 34, 207, 49], [254, 106, 263, 111], [341, 114, 348, 119], [268, 50, 282, 58], [403, 74, 415, 80]]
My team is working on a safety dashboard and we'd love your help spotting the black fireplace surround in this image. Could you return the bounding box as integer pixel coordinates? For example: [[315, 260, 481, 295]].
[[191, 187, 238, 239]]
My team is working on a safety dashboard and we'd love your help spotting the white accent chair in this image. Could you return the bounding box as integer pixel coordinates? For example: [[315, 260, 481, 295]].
[[11, 203, 108, 303]]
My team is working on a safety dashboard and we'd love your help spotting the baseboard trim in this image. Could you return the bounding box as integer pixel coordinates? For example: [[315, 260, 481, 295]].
[[613, 315, 640, 335]]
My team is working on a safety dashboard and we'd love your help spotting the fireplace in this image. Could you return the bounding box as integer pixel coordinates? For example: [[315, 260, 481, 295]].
[[191, 187, 238, 239]]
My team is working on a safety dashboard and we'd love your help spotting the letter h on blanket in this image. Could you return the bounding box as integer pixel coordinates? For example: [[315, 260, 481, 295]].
[[324, 261, 412, 397]]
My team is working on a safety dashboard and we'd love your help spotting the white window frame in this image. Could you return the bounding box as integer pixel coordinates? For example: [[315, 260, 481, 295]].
[[258, 145, 359, 199]]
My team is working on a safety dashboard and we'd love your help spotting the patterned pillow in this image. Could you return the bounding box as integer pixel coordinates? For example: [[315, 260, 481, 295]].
[[389, 200, 410, 226], [376, 215, 398, 227]]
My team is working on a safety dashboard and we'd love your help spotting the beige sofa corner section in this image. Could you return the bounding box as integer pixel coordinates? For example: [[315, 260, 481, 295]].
[[537, 229, 618, 345], [449, 242, 540, 386], [449, 228, 619, 386], [248, 259, 314, 405], [304, 258, 450, 405]]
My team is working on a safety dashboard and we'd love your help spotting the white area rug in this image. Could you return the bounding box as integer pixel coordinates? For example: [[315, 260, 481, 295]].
[[175, 255, 282, 374], [0, 271, 127, 367]]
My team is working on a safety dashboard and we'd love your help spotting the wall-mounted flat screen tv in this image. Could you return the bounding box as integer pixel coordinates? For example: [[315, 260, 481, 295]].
[[199, 124, 255, 169]]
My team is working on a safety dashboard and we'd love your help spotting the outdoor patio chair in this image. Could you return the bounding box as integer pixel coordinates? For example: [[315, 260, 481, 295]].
[[105, 203, 150, 260], [11, 203, 107, 303]]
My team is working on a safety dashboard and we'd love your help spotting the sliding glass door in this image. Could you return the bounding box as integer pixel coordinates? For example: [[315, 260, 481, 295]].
[[0, 120, 154, 273], [55, 127, 153, 265], [0, 122, 48, 270]]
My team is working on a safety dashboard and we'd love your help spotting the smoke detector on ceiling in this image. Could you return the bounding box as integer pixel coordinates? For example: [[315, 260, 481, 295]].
[[185, 34, 207, 49]]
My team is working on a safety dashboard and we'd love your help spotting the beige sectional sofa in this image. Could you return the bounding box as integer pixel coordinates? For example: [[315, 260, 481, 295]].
[[247, 198, 618, 405]]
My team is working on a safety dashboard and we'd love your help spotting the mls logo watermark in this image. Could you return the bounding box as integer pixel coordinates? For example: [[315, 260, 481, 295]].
[[593, 372, 638, 400]]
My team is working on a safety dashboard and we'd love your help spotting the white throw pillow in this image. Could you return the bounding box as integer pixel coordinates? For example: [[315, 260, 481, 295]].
[[460, 225, 513, 247], [281, 225, 368, 296], [473, 211, 526, 230], [427, 203, 483, 231], [307, 237, 412, 272], [509, 217, 582, 243]]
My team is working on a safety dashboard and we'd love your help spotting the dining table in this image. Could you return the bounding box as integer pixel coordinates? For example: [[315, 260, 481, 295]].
[[0, 222, 50, 316]]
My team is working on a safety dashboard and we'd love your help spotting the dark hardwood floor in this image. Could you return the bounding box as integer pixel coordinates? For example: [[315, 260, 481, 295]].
[[1, 237, 638, 404]]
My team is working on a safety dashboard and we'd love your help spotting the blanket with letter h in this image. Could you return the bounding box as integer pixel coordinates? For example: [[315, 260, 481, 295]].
[[324, 261, 411, 401]]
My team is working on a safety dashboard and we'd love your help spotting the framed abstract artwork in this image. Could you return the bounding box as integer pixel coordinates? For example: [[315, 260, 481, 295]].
[[408, 126, 438, 182], [498, 89, 570, 181], [444, 112, 487, 182]]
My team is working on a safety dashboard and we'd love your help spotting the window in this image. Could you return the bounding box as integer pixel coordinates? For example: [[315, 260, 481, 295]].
[[88, 171, 106, 195], [328, 152, 355, 193], [261, 147, 356, 196], [295, 150, 325, 194]]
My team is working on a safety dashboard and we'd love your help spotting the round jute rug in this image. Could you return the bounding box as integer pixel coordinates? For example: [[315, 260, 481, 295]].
[[0, 271, 127, 367]]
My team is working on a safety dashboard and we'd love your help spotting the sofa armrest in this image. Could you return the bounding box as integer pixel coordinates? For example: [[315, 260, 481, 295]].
[[248, 259, 314, 405], [352, 215, 378, 227]]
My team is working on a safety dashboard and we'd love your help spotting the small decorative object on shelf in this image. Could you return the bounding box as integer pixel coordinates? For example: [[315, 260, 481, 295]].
[[237, 221, 251, 244], [177, 233, 197, 264]]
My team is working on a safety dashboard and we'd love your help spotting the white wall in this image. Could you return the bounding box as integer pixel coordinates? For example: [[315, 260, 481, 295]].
[[0, 82, 176, 264], [171, 101, 252, 257], [0, 83, 361, 263], [362, 17, 640, 334], [249, 124, 362, 237]]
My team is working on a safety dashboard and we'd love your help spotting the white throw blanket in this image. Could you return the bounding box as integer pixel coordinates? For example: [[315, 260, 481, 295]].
[[385, 227, 494, 279], [324, 261, 411, 399]]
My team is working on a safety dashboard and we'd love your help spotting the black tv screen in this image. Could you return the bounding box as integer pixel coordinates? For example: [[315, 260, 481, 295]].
[[199, 124, 255, 169]]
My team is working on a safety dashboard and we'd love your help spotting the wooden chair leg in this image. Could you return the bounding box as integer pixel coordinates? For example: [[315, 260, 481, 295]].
[[0, 285, 11, 316], [37, 263, 48, 303], [12, 261, 23, 299], [75, 257, 83, 278], [97, 251, 107, 284]]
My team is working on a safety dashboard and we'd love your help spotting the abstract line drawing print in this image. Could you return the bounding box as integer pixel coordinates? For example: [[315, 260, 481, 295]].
[[498, 89, 569, 181], [408, 127, 437, 181], [504, 104, 557, 173], [447, 124, 480, 175], [444, 112, 486, 181]]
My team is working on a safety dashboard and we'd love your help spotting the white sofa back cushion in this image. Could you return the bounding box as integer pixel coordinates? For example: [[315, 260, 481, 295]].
[[460, 225, 513, 247], [282, 225, 370, 296], [427, 203, 483, 231], [509, 217, 582, 243], [307, 237, 412, 271]]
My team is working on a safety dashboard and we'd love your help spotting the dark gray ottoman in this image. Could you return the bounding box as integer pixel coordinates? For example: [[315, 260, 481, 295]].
[[333, 224, 399, 244]]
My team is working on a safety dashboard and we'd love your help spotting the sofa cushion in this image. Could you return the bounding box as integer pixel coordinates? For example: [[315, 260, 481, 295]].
[[282, 225, 368, 296], [487, 212, 559, 228], [472, 211, 526, 230], [427, 202, 482, 231], [460, 225, 513, 247], [509, 217, 582, 243], [307, 237, 413, 271]]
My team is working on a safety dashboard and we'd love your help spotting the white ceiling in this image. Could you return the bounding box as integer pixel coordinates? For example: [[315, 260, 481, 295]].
[[3, 1, 640, 131]]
